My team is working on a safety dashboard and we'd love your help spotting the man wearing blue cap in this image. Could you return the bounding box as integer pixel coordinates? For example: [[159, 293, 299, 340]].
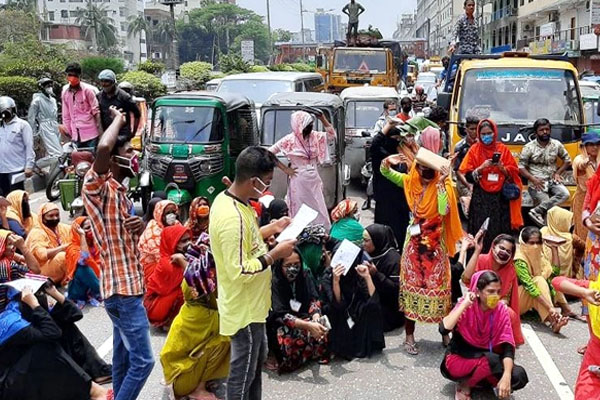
[[97, 69, 141, 138]]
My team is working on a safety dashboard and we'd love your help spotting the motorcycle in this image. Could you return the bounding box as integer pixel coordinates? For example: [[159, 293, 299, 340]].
[[46, 142, 78, 201], [57, 147, 94, 217]]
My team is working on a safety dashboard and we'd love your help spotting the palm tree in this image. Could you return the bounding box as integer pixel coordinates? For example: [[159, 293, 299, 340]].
[[154, 20, 179, 68], [128, 14, 150, 62], [75, 2, 118, 52]]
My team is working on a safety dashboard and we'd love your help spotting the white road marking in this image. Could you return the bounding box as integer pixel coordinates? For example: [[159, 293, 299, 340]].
[[522, 324, 574, 400], [98, 335, 113, 359]]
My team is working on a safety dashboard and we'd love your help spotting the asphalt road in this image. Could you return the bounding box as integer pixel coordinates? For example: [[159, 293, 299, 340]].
[[28, 183, 589, 400]]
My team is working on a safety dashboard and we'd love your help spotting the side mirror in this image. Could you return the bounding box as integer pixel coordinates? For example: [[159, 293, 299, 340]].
[[316, 55, 324, 68], [437, 92, 451, 112]]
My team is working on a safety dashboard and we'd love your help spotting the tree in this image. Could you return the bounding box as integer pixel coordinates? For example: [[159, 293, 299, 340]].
[[75, 2, 118, 52], [127, 14, 150, 62], [273, 29, 292, 43], [2, 0, 36, 13], [0, 9, 41, 50], [80, 56, 125, 83], [119, 71, 166, 101]]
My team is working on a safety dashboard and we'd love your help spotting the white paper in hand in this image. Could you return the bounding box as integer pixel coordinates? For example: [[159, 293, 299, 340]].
[[331, 239, 362, 275], [276, 204, 318, 242], [2, 277, 47, 294]]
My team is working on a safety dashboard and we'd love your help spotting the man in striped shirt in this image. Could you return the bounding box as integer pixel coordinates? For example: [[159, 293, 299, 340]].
[[83, 106, 154, 400]]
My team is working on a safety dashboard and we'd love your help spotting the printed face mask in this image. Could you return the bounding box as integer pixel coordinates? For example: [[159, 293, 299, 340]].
[[481, 134, 494, 145], [285, 264, 301, 281], [486, 294, 500, 309], [113, 153, 139, 176]]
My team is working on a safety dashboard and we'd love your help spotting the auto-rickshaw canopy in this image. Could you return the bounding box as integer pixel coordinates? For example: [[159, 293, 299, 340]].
[[153, 91, 255, 112]]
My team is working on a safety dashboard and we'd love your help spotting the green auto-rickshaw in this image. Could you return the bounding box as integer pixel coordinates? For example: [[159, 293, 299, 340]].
[[143, 92, 259, 217]]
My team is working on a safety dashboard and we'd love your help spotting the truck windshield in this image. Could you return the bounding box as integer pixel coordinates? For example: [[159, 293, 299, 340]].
[[333, 50, 387, 74], [151, 106, 223, 143], [346, 101, 385, 129], [261, 109, 327, 146], [459, 68, 582, 125], [217, 80, 293, 105]]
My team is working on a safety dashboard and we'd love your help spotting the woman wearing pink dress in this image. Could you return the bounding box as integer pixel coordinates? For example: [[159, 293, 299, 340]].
[[269, 111, 336, 229]]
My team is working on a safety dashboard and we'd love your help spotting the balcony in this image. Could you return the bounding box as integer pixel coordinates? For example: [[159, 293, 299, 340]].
[[491, 5, 517, 22], [516, 26, 592, 52]]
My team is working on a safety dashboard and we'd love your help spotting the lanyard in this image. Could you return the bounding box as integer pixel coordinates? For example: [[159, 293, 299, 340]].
[[298, 137, 312, 160], [412, 187, 427, 217]]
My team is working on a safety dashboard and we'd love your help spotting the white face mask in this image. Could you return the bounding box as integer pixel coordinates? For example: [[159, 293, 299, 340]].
[[45, 87, 54, 96], [165, 213, 178, 226]]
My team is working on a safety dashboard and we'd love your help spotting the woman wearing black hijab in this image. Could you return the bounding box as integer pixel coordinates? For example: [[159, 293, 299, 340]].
[[267, 249, 329, 373], [260, 199, 289, 227], [363, 224, 405, 332]]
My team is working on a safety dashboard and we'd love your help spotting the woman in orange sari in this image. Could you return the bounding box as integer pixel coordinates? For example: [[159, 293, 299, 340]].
[[459, 119, 523, 253], [381, 148, 462, 355], [138, 200, 178, 280], [25, 203, 71, 285], [65, 217, 101, 308], [5, 190, 34, 238]]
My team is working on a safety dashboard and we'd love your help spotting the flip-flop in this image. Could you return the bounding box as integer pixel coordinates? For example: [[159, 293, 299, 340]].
[[455, 386, 472, 400], [403, 341, 418, 355], [567, 313, 587, 322], [577, 345, 588, 355]]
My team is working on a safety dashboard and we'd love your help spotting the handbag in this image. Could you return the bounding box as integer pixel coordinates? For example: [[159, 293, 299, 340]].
[[502, 182, 521, 200]]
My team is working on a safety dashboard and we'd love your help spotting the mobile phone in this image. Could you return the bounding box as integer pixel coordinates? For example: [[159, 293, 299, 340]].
[[480, 217, 490, 232], [492, 152, 501, 164], [319, 315, 332, 330], [543, 235, 567, 245]]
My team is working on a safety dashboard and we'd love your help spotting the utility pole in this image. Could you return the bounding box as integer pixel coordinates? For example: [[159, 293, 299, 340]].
[[300, 0, 306, 61], [266, 0, 273, 63]]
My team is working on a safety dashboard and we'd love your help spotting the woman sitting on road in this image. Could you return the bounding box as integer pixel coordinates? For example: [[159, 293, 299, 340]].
[[25, 203, 71, 285], [459, 119, 523, 253], [329, 199, 364, 246], [440, 270, 529, 400], [5, 190, 34, 238], [515, 226, 570, 333], [463, 233, 524, 346], [65, 217, 101, 309], [144, 224, 191, 329], [267, 248, 329, 373], [185, 196, 211, 242], [139, 200, 179, 280], [160, 234, 230, 400], [362, 224, 405, 332], [0, 286, 111, 400]]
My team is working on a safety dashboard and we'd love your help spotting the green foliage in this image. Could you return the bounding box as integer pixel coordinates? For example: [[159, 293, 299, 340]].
[[137, 60, 165, 76], [219, 53, 250, 74], [75, 3, 118, 52], [272, 29, 292, 43], [81, 57, 124, 83], [119, 71, 166, 101], [0, 9, 40, 49], [268, 64, 295, 72], [0, 76, 37, 115], [290, 63, 315, 72], [180, 61, 212, 82], [0, 39, 73, 83], [248, 65, 269, 73]]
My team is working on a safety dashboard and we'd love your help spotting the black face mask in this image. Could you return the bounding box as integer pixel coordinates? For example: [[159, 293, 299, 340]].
[[539, 134, 550, 142], [1, 110, 13, 122], [44, 219, 60, 228], [402, 106, 412, 114], [421, 168, 436, 180], [21, 201, 30, 218], [302, 124, 313, 137]]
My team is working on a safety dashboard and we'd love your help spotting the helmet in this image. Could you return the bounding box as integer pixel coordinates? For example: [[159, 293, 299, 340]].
[[0, 96, 16, 113], [98, 69, 117, 82], [415, 84, 424, 94], [118, 81, 134, 94], [37, 77, 53, 89]]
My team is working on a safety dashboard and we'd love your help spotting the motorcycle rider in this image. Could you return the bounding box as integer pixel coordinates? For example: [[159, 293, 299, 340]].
[[0, 96, 35, 196], [28, 78, 63, 169]]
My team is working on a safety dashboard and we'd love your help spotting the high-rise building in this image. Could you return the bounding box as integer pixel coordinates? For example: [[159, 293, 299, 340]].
[[314, 9, 342, 43]]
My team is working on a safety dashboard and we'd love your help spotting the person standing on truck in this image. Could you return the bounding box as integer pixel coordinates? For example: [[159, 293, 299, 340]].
[[449, 0, 481, 55], [519, 118, 572, 227], [342, 0, 365, 45]]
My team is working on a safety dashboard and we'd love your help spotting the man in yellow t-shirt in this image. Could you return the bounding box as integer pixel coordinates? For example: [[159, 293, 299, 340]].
[[210, 146, 295, 400]]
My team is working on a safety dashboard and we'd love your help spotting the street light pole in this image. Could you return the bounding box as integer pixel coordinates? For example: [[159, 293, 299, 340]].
[[266, 0, 273, 62], [300, 0, 306, 61]]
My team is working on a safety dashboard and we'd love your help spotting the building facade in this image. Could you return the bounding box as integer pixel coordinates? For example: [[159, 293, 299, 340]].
[[314, 9, 342, 42]]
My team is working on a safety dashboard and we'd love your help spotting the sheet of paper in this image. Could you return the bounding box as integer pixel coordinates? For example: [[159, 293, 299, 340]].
[[276, 204, 318, 242], [331, 239, 362, 275], [2, 277, 47, 294], [11, 172, 25, 185]]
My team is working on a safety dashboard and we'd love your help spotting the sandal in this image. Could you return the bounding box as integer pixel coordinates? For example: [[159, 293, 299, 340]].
[[403, 341, 419, 355], [567, 313, 587, 323], [454, 385, 471, 400], [577, 345, 588, 355]]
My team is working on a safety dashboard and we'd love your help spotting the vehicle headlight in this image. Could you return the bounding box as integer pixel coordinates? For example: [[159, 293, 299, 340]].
[[75, 161, 91, 177], [199, 160, 212, 173]]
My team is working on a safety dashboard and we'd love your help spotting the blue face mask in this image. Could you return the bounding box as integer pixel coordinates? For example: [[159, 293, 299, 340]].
[[481, 134, 494, 145]]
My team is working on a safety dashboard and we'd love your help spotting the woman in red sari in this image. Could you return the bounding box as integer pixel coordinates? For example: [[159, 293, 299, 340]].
[[144, 224, 192, 329], [463, 233, 524, 346]]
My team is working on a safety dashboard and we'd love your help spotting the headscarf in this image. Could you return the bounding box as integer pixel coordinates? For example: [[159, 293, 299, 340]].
[[144, 198, 162, 223], [365, 224, 398, 260], [403, 162, 463, 255], [330, 199, 358, 222], [475, 249, 523, 345], [183, 234, 217, 299], [459, 119, 523, 229], [6, 190, 33, 234], [573, 131, 600, 187], [0, 300, 31, 346], [420, 126, 442, 155], [297, 242, 325, 278], [147, 224, 190, 296], [297, 224, 327, 246], [32, 203, 70, 246], [185, 197, 210, 240], [455, 270, 515, 350], [138, 200, 178, 278], [65, 217, 100, 282], [514, 230, 553, 279], [541, 206, 573, 273], [584, 131, 600, 214], [0, 231, 15, 282], [271, 110, 331, 164]]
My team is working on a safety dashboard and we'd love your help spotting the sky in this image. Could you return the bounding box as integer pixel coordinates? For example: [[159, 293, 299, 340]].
[[237, 0, 418, 38]]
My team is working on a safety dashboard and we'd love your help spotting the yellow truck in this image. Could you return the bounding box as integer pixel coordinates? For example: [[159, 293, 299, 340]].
[[316, 41, 402, 93], [437, 53, 585, 206]]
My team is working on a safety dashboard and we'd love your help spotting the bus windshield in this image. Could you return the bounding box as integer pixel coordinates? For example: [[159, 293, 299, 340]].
[[333, 50, 387, 74], [151, 106, 223, 143], [459, 68, 582, 125]]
